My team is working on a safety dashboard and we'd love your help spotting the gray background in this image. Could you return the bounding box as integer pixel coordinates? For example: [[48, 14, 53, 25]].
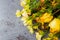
[[0, 0, 36, 40]]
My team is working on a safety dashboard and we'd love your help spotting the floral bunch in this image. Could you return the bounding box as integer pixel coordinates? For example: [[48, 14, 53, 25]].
[[16, 0, 60, 40]]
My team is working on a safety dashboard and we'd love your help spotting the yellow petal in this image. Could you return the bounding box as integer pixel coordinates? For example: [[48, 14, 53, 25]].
[[49, 18, 60, 33], [16, 10, 21, 17], [40, 12, 53, 22], [20, 0, 26, 7], [44, 16, 53, 22], [22, 11, 28, 17], [21, 17, 27, 21], [27, 26, 34, 34], [26, 20, 32, 26], [36, 32, 42, 40]]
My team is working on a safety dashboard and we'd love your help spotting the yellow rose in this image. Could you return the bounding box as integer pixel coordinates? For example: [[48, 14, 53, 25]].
[[49, 18, 60, 33]]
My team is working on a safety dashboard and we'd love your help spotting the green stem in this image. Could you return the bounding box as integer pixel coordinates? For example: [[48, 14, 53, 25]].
[[52, 9, 60, 15]]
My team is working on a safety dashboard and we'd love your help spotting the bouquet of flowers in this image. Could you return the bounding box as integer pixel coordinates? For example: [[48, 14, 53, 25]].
[[16, 0, 60, 40]]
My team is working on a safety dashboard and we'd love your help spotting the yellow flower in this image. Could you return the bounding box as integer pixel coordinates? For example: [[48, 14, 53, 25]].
[[21, 17, 28, 26], [21, 17, 26, 21], [49, 18, 60, 33], [20, 0, 26, 7], [21, 17, 32, 26], [24, 5, 30, 9], [16, 10, 21, 17], [21, 9, 29, 17], [26, 19, 32, 26], [36, 32, 42, 40], [27, 26, 34, 34], [22, 11, 28, 17], [40, 12, 53, 22]]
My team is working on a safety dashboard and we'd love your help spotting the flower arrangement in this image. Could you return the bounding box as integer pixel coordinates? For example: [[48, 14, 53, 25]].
[[16, 0, 60, 40]]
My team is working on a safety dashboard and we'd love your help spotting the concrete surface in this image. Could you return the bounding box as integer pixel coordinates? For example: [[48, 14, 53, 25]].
[[0, 0, 36, 40]]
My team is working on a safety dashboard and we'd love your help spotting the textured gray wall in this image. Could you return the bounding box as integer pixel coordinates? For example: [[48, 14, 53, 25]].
[[0, 0, 36, 40]]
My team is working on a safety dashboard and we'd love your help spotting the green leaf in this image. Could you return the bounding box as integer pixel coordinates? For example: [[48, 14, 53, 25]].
[[39, 30, 45, 36], [57, 15, 60, 19], [56, 4, 60, 9]]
